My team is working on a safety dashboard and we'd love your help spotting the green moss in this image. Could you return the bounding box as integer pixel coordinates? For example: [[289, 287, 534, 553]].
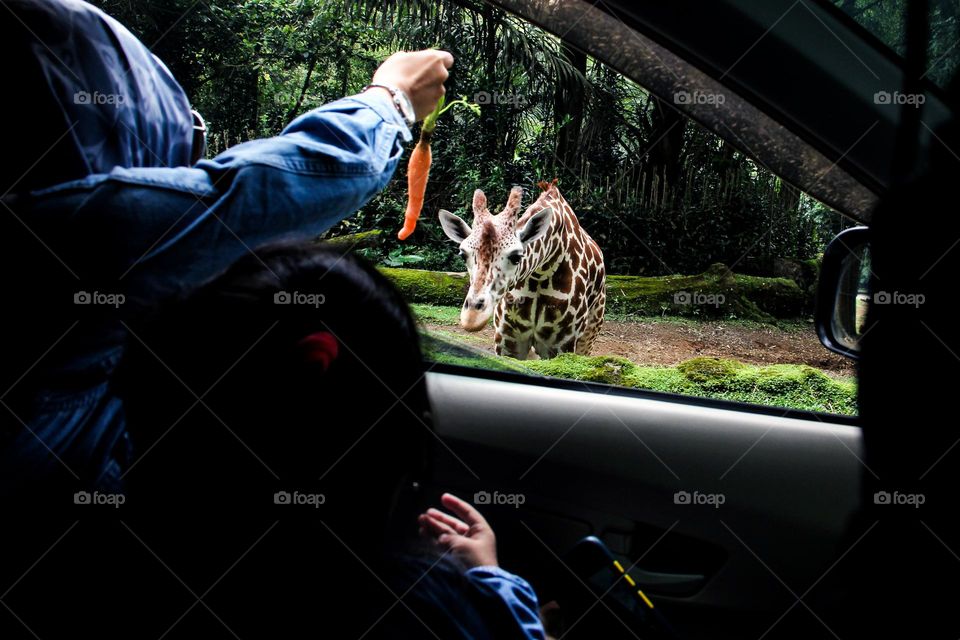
[[677, 357, 746, 384], [379, 268, 468, 306], [704, 262, 736, 285], [802, 257, 822, 280], [320, 229, 383, 249], [422, 332, 856, 415], [604, 264, 803, 321], [605, 271, 798, 320], [521, 354, 636, 386]]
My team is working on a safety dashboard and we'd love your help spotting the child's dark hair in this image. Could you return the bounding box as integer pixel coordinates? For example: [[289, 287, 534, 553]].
[[118, 241, 431, 539]]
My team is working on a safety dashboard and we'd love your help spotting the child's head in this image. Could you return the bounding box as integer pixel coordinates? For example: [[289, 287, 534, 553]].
[[120, 241, 430, 541]]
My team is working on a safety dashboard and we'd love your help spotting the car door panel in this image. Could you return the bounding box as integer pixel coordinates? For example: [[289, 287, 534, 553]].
[[424, 371, 862, 637]]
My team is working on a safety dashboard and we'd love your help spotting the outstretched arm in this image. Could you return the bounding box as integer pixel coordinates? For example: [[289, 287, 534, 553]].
[[420, 493, 546, 640], [25, 51, 453, 304]]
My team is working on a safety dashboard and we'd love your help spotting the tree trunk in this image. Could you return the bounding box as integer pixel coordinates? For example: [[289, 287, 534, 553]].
[[553, 42, 588, 172], [644, 96, 685, 202], [478, 5, 499, 158]]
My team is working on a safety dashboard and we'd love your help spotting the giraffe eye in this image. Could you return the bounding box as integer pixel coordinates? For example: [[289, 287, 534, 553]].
[[458, 248, 467, 259], [507, 252, 522, 265]]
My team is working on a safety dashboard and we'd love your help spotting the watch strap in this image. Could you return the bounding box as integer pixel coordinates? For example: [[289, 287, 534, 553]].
[[362, 83, 415, 127]]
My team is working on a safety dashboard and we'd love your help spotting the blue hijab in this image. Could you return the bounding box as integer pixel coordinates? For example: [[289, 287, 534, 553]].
[[1, 0, 194, 194]]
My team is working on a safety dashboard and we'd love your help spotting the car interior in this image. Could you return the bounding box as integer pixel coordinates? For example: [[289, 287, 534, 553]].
[[407, 1, 958, 638], [3, 0, 957, 638]]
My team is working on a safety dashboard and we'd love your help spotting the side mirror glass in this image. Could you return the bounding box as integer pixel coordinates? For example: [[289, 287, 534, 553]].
[[815, 226, 870, 359]]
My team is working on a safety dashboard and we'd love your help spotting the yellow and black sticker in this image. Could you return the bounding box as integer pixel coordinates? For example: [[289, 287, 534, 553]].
[[611, 561, 655, 610]]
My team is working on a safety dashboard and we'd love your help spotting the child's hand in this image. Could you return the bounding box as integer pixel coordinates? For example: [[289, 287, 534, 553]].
[[418, 492, 498, 569]]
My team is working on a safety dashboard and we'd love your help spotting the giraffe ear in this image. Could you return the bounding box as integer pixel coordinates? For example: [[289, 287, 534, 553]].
[[503, 185, 523, 218], [472, 189, 488, 216], [518, 206, 552, 245], [439, 209, 472, 243]]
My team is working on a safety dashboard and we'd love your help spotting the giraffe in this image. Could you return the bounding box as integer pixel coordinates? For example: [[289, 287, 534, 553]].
[[439, 180, 605, 360]]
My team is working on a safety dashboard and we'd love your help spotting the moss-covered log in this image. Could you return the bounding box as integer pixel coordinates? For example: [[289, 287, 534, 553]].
[[605, 263, 805, 321], [378, 268, 471, 306], [381, 263, 806, 321], [319, 229, 384, 250]]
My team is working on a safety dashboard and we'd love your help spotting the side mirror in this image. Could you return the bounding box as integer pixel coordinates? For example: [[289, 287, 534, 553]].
[[815, 226, 870, 360]]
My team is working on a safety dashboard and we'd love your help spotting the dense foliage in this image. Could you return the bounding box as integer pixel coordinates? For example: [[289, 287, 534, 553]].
[[92, 0, 922, 277]]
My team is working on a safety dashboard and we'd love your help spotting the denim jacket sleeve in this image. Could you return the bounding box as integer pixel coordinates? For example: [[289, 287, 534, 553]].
[[25, 89, 412, 305], [465, 566, 547, 640]]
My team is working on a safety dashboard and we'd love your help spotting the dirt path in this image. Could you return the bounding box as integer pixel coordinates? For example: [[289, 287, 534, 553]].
[[425, 319, 855, 377]]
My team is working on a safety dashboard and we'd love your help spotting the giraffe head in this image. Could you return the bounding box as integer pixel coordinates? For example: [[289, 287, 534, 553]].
[[439, 186, 553, 331]]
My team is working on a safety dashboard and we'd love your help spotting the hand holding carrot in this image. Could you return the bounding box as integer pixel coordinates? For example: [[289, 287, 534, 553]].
[[398, 95, 481, 240], [369, 50, 479, 240], [372, 50, 454, 121]]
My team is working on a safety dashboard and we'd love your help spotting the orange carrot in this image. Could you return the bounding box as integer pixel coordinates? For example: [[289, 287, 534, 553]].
[[397, 95, 480, 241], [398, 129, 432, 240]]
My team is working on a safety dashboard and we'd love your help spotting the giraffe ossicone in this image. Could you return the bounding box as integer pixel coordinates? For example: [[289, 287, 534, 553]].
[[439, 181, 606, 360]]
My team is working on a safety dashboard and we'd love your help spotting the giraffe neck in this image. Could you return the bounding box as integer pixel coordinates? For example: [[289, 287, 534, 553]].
[[509, 191, 572, 291]]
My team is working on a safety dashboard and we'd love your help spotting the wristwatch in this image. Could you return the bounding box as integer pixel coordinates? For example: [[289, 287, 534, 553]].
[[363, 83, 416, 128]]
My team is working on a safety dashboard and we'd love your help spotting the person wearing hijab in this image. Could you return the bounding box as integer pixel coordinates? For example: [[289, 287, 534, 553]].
[[0, 0, 452, 500]]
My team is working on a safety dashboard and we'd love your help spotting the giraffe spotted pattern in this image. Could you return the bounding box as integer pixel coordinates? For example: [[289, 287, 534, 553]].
[[439, 180, 605, 360]]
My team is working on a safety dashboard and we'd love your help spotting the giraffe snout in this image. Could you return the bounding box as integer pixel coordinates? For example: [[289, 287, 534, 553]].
[[460, 293, 493, 332]]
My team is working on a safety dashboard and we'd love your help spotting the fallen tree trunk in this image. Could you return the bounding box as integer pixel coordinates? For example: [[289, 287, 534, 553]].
[[380, 262, 807, 321], [318, 229, 384, 250]]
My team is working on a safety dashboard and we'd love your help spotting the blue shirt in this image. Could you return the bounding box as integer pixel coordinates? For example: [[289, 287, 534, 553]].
[[0, 90, 413, 497], [465, 566, 547, 640], [390, 555, 546, 640]]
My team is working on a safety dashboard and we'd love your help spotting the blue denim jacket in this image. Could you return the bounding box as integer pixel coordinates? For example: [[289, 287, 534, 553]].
[[1, 93, 547, 640], [2, 4, 544, 638], [0, 90, 412, 496]]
